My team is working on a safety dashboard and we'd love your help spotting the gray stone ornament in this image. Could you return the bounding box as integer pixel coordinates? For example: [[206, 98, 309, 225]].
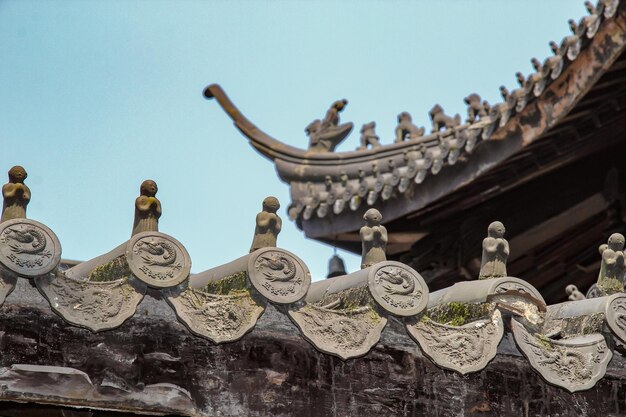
[[288, 303, 387, 360], [126, 231, 191, 288], [368, 261, 428, 317], [36, 274, 147, 332], [407, 310, 504, 375], [0, 218, 61, 277], [247, 247, 311, 304], [511, 319, 612, 393], [166, 284, 265, 344]]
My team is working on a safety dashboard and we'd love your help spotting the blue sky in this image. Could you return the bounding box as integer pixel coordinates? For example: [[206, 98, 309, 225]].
[[0, 0, 587, 280]]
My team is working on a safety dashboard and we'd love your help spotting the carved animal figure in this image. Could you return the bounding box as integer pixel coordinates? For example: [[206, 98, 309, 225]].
[[395, 112, 425, 143], [464, 94, 488, 123], [358, 122, 381, 150], [250, 196, 282, 253], [479, 221, 509, 279], [378, 269, 415, 296], [132, 180, 161, 236], [2, 166, 30, 223], [565, 284, 586, 301], [135, 240, 177, 266], [523, 333, 595, 381], [360, 209, 387, 269], [429, 105, 461, 132], [4, 227, 47, 255], [258, 254, 296, 282]]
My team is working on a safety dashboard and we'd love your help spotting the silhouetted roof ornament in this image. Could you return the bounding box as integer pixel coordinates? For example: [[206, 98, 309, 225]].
[[326, 253, 347, 278]]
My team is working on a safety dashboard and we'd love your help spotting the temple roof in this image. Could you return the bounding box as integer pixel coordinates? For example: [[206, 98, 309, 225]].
[[206, 0, 626, 235]]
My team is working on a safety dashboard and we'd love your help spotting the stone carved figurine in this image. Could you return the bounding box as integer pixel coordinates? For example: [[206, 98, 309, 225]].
[[132, 180, 161, 236], [429, 104, 461, 133], [358, 122, 381, 150], [360, 208, 387, 269], [1, 166, 31, 223], [478, 221, 509, 280], [597, 233, 626, 295], [464, 94, 488, 123], [395, 112, 425, 143], [250, 196, 282, 253], [306, 99, 353, 153], [565, 284, 586, 301]]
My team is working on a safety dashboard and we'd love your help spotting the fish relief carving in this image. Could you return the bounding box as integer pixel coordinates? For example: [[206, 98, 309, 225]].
[[407, 310, 503, 374], [36, 273, 146, 332], [512, 319, 612, 392], [167, 287, 264, 344], [288, 303, 387, 360]]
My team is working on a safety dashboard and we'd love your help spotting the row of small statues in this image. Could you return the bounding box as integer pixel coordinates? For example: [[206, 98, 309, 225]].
[[0, 166, 281, 254], [306, 95, 490, 153], [3, 166, 623, 295], [306, 9, 598, 155]]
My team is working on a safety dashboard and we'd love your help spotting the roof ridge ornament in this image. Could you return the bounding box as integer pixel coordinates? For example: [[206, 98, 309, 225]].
[[0, 166, 61, 287], [596, 233, 626, 296], [360, 208, 387, 269], [306, 99, 353, 153], [478, 221, 509, 280], [250, 196, 281, 253], [132, 179, 161, 237]]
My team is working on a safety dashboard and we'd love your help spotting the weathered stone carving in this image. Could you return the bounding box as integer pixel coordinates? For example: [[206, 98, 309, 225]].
[[395, 112, 425, 143], [479, 221, 509, 280], [407, 309, 504, 374], [0, 218, 61, 277], [289, 303, 387, 360], [306, 99, 353, 153], [132, 180, 161, 237], [512, 319, 612, 393], [250, 196, 282, 253], [36, 271, 147, 332], [464, 94, 488, 123], [126, 231, 191, 288], [360, 208, 387, 269], [596, 233, 625, 296], [166, 274, 265, 344], [429, 104, 461, 133], [368, 261, 427, 316], [1, 166, 30, 223], [566, 284, 586, 301], [248, 247, 311, 304], [358, 122, 381, 150], [605, 294, 626, 343]]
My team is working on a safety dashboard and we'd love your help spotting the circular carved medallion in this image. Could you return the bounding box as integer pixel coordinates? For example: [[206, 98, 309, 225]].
[[606, 294, 626, 344], [248, 247, 310, 304], [367, 261, 428, 316], [0, 218, 61, 277], [126, 232, 191, 288], [492, 277, 544, 303]]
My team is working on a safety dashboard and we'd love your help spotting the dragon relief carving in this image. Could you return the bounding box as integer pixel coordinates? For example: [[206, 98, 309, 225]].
[[167, 287, 264, 344], [134, 239, 181, 271], [127, 233, 190, 288], [288, 302, 387, 360], [369, 264, 426, 316], [407, 309, 503, 374], [607, 297, 626, 342], [512, 319, 612, 392], [36, 274, 146, 331], [1, 225, 51, 268]]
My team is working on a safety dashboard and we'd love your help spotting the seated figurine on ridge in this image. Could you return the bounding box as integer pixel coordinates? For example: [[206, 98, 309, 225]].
[[429, 104, 461, 133], [395, 112, 425, 143], [1, 166, 30, 223], [360, 208, 387, 269], [597, 233, 626, 295], [132, 180, 161, 236], [478, 221, 509, 280], [306, 99, 353, 153], [250, 196, 282, 253], [358, 122, 381, 150]]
